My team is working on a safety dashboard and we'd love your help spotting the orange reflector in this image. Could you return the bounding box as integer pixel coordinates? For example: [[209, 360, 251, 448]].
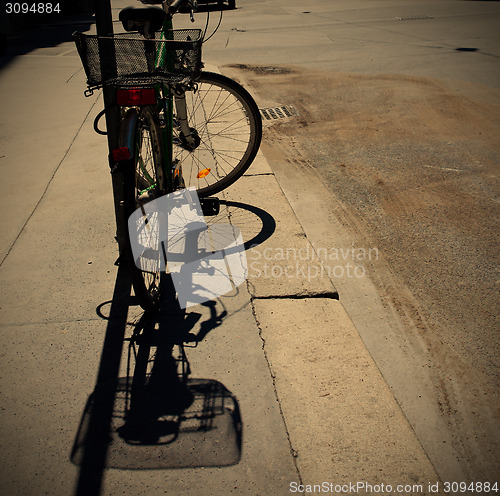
[[197, 168, 211, 179]]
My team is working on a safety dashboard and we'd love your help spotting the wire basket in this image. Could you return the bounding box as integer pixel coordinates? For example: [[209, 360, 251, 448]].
[[73, 30, 203, 89]]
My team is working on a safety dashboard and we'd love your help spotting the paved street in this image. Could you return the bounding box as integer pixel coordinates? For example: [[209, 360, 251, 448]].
[[196, 0, 500, 485], [0, 1, 498, 495]]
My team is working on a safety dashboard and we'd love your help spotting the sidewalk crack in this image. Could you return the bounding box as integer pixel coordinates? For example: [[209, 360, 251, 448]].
[[248, 281, 304, 484], [252, 290, 339, 300], [242, 172, 275, 177]]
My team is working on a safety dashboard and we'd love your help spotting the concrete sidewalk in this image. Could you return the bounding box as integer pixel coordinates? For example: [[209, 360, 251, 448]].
[[0, 5, 440, 496]]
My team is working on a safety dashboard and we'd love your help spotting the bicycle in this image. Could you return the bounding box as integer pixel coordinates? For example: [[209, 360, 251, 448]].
[[73, 0, 262, 311]]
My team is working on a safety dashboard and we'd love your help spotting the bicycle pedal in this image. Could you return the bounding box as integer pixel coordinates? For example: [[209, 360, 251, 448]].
[[200, 197, 220, 216], [115, 254, 126, 266], [138, 190, 155, 202]]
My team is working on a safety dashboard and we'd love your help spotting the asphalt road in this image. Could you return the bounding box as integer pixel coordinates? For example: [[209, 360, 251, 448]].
[[180, 0, 500, 484], [199, 0, 500, 88]]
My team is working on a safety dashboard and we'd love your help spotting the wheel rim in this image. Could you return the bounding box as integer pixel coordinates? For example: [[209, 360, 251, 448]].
[[132, 114, 163, 303]]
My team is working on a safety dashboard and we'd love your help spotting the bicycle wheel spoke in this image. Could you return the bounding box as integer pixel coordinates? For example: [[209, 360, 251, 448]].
[[126, 107, 164, 310], [173, 72, 261, 197]]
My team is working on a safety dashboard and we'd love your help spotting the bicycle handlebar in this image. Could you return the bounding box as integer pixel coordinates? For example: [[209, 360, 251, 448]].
[[168, 0, 196, 16], [138, 0, 196, 16]]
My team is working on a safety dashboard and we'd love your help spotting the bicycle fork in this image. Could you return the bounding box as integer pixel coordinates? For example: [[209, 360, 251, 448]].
[[173, 89, 198, 150]]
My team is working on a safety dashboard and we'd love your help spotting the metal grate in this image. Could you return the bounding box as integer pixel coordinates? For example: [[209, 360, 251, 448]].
[[260, 105, 299, 120], [396, 15, 433, 21]]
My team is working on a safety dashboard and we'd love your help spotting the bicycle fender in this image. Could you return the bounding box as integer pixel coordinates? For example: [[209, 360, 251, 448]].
[[118, 107, 139, 160]]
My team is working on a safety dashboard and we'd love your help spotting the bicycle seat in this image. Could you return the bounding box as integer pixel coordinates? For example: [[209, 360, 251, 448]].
[[119, 6, 166, 37]]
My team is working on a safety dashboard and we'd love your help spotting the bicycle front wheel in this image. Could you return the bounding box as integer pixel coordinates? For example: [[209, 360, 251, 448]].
[[173, 71, 262, 198], [124, 106, 165, 311]]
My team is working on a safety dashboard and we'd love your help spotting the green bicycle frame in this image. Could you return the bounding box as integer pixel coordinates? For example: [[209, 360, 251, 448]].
[[155, 17, 175, 193]]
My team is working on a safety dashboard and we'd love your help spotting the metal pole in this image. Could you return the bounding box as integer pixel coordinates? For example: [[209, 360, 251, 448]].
[[94, 0, 117, 146], [94, 0, 128, 257]]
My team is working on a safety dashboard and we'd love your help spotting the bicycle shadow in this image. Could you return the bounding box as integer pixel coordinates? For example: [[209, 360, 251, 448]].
[[71, 274, 242, 472], [70, 200, 275, 494]]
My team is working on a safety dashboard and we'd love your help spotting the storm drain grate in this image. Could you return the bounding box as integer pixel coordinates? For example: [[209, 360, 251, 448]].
[[396, 15, 433, 21], [260, 105, 299, 120], [254, 66, 291, 74]]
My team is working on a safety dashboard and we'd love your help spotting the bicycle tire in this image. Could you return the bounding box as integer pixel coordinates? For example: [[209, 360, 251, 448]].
[[173, 71, 262, 198], [124, 106, 165, 311]]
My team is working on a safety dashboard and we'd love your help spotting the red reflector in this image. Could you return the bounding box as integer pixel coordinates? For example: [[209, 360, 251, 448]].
[[112, 146, 131, 161], [116, 88, 156, 106]]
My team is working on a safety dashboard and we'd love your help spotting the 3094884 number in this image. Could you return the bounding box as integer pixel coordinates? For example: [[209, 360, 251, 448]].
[[5, 3, 61, 14], [443, 481, 499, 493]]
